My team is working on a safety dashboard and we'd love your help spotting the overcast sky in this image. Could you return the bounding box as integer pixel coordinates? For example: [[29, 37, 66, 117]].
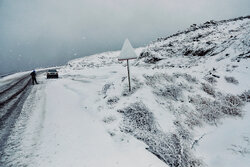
[[0, 0, 249, 74]]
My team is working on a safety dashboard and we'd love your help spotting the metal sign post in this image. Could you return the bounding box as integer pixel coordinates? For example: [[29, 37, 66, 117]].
[[127, 59, 131, 91], [118, 39, 137, 92]]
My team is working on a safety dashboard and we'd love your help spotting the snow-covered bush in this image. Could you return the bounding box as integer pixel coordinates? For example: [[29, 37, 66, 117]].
[[117, 102, 156, 132], [155, 85, 183, 101], [174, 120, 193, 142], [144, 73, 184, 101], [146, 132, 202, 167], [224, 76, 239, 84], [181, 74, 197, 83], [106, 96, 119, 105], [183, 47, 214, 57], [201, 83, 216, 97], [189, 93, 244, 126], [102, 83, 114, 96], [239, 90, 250, 102], [144, 73, 175, 86], [204, 76, 217, 84], [118, 102, 202, 167], [184, 112, 203, 129], [189, 96, 223, 125], [221, 94, 244, 116], [139, 51, 163, 63], [173, 73, 197, 83], [103, 116, 116, 124]]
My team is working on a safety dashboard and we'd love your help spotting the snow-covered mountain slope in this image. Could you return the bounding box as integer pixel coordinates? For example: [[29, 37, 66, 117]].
[[139, 16, 249, 65], [60, 16, 250, 167]]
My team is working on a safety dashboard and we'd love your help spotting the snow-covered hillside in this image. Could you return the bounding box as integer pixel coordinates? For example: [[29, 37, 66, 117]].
[[2, 16, 249, 167], [62, 16, 250, 167]]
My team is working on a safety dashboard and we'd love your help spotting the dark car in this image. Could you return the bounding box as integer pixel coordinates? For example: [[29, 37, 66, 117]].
[[47, 69, 59, 79]]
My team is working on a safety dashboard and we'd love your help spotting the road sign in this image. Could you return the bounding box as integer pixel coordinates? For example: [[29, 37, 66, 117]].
[[118, 39, 138, 92]]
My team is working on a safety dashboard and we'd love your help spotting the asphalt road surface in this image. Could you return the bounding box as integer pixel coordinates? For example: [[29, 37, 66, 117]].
[[0, 71, 44, 165]]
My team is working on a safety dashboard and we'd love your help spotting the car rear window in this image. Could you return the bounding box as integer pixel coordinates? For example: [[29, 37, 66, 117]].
[[48, 69, 57, 72]]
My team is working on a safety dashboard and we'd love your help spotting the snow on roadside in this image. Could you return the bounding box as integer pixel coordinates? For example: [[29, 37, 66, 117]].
[[24, 69, 167, 167], [60, 47, 249, 166], [55, 16, 249, 167], [56, 17, 250, 165]]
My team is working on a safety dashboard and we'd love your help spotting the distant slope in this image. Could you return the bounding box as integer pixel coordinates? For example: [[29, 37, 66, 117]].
[[139, 16, 249, 64]]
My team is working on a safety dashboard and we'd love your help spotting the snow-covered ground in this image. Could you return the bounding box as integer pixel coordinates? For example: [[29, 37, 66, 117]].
[[195, 103, 250, 167], [1, 16, 249, 167], [2, 66, 167, 167]]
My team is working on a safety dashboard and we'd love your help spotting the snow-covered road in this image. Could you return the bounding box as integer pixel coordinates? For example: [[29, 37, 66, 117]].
[[0, 70, 167, 167]]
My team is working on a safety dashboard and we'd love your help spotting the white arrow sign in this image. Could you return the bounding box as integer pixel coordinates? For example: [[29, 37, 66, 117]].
[[118, 39, 137, 61], [118, 39, 137, 92]]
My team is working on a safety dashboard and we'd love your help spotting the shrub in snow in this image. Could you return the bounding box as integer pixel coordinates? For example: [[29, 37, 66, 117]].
[[103, 116, 116, 124], [184, 112, 203, 129], [221, 94, 244, 116], [117, 102, 202, 167], [174, 120, 193, 142], [173, 73, 197, 83], [224, 76, 239, 85], [155, 85, 183, 101], [204, 76, 217, 84], [239, 90, 250, 102], [181, 74, 197, 83], [144, 73, 174, 86], [189, 96, 223, 125], [201, 83, 216, 97], [102, 83, 114, 96], [144, 73, 185, 101], [184, 47, 214, 57], [117, 102, 156, 132], [189, 93, 244, 125], [179, 105, 203, 129], [139, 51, 163, 63], [147, 133, 202, 167], [107, 96, 119, 105]]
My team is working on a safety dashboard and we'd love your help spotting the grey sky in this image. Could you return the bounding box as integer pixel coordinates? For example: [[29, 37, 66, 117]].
[[0, 0, 249, 74]]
